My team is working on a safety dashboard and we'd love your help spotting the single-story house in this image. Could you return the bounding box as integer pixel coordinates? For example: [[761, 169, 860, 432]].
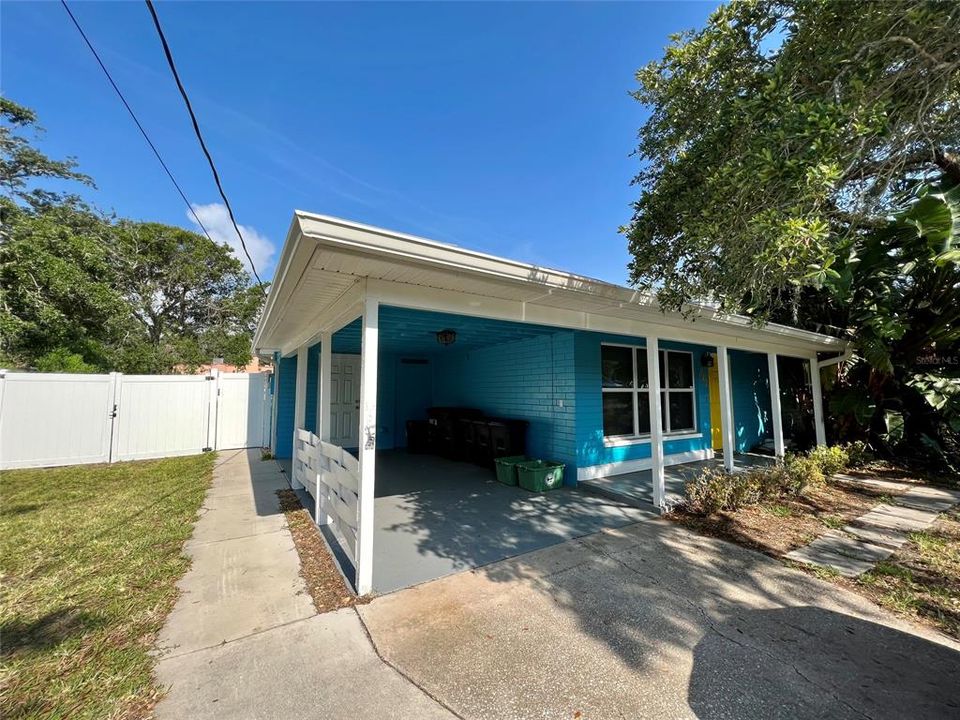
[[254, 212, 848, 594]]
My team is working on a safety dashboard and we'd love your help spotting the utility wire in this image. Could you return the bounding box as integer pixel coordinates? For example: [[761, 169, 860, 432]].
[[144, 0, 265, 289], [60, 0, 215, 244]]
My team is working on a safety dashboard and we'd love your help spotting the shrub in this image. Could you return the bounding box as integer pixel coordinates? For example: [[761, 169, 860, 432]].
[[754, 464, 794, 499], [842, 440, 873, 468], [683, 443, 866, 516], [685, 469, 735, 515], [784, 453, 825, 493], [728, 472, 763, 508], [808, 445, 849, 476], [685, 468, 764, 514]]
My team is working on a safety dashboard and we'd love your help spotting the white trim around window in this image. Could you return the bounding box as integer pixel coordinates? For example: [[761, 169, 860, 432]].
[[601, 343, 698, 440], [602, 430, 702, 448]]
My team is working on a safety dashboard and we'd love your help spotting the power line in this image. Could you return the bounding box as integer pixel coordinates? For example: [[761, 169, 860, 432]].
[[59, 0, 215, 244], [144, 0, 265, 289]]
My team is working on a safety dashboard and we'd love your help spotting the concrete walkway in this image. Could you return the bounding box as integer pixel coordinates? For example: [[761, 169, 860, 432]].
[[786, 475, 960, 576], [153, 450, 453, 720]]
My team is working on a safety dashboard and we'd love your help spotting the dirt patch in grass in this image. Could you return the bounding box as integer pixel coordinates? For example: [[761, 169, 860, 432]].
[[0, 454, 214, 720], [851, 507, 960, 639], [276, 489, 369, 613], [672, 479, 898, 557]]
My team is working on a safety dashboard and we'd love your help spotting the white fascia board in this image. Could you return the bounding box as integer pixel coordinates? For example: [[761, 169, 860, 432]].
[[294, 211, 846, 351], [368, 280, 837, 357], [252, 220, 318, 351]]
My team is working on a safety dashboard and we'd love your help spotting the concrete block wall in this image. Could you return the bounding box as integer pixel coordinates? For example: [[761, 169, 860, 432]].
[[432, 332, 578, 477]]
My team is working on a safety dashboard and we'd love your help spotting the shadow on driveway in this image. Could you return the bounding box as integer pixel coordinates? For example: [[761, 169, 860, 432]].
[[688, 605, 960, 719], [359, 518, 960, 719]]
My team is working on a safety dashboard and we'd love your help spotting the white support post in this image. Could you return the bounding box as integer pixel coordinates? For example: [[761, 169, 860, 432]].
[[356, 297, 379, 595], [316, 333, 334, 528], [810, 357, 827, 446], [269, 357, 279, 455], [646, 338, 665, 510], [767, 353, 785, 459], [318, 332, 332, 442], [292, 344, 308, 489], [717, 346, 735, 472]]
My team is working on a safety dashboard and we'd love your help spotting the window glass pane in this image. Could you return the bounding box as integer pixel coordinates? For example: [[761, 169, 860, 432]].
[[658, 350, 666, 389], [603, 393, 634, 436], [669, 392, 695, 431], [601, 346, 634, 388], [661, 391, 667, 430], [636, 349, 649, 388], [637, 392, 650, 434], [667, 351, 693, 389]]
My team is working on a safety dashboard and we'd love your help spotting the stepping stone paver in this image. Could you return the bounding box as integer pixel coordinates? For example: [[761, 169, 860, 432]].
[[857, 506, 931, 533], [786, 478, 959, 577], [891, 494, 957, 513], [786, 545, 877, 577], [842, 522, 910, 549], [832, 473, 912, 493]]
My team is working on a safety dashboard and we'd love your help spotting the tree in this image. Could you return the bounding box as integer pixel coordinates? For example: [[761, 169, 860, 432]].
[[0, 200, 130, 371], [0, 98, 264, 373], [625, 0, 960, 468], [625, 0, 959, 318], [0, 97, 92, 210], [110, 221, 263, 373]]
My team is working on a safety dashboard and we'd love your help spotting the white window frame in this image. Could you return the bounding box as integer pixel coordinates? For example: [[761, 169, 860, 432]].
[[600, 343, 698, 443]]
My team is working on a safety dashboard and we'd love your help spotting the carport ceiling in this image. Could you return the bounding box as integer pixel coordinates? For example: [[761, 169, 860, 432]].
[[331, 306, 560, 355]]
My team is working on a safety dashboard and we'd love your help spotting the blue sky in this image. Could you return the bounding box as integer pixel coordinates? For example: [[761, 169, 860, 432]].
[[2, 1, 714, 283]]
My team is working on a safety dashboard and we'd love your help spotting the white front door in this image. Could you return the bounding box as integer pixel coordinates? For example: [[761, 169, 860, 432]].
[[330, 354, 361, 448]]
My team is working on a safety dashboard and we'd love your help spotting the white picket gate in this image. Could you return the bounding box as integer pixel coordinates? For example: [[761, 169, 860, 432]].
[[0, 370, 272, 470], [293, 429, 360, 562]]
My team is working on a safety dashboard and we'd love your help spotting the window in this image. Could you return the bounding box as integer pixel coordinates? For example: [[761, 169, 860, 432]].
[[601, 345, 696, 438]]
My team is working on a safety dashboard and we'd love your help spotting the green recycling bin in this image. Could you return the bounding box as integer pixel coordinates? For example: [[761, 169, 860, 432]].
[[516, 460, 565, 492], [493, 455, 527, 486]]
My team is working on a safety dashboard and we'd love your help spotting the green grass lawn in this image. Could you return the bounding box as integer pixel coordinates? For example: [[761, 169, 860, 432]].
[[1, 454, 213, 719]]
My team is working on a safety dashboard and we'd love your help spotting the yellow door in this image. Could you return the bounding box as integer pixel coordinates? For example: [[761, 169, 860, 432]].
[[707, 359, 723, 450]]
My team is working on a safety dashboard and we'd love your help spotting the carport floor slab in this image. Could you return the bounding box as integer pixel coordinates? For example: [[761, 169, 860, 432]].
[[360, 520, 960, 720], [372, 452, 653, 594]]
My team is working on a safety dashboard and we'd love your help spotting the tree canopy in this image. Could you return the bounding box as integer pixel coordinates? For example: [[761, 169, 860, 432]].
[[625, 0, 959, 317], [626, 0, 960, 469], [0, 98, 263, 373]]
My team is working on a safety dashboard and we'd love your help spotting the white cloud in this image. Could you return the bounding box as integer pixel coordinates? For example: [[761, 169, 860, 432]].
[[188, 203, 275, 280]]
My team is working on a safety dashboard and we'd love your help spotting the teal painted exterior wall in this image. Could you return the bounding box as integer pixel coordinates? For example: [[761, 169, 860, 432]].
[[390, 357, 433, 450], [573, 332, 713, 473], [304, 343, 320, 434], [729, 350, 772, 453], [268, 306, 777, 480], [274, 353, 298, 459], [376, 353, 397, 451], [432, 332, 578, 480]]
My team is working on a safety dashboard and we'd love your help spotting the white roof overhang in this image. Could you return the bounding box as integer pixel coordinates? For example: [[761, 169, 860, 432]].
[[253, 212, 848, 358]]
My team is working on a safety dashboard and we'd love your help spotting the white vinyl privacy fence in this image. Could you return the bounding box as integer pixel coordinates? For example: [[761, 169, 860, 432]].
[[0, 370, 272, 470]]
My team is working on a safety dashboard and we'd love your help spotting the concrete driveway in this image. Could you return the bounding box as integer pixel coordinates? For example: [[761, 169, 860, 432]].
[[359, 517, 960, 720]]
